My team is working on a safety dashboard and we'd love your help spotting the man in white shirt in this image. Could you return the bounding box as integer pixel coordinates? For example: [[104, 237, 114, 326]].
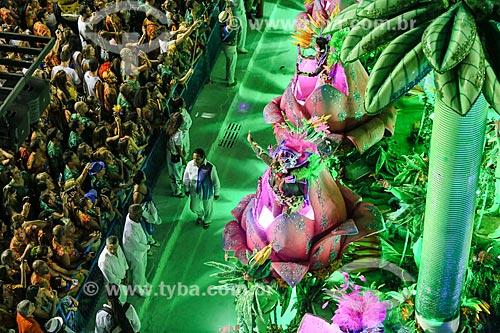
[[171, 96, 192, 155], [98, 236, 129, 303], [183, 148, 220, 229], [95, 284, 141, 333], [51, 49, 81, 88], [77, 5, 93, 47], [122, 204, 150, 296], [83, 57, 101, 97]]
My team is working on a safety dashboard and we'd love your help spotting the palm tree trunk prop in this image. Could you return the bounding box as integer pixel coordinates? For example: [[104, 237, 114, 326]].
[[415, 94, 487, 332], [324, 0, 500, 330]]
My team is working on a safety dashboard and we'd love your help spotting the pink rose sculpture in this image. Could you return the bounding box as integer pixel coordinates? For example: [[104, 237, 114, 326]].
[[265, 60, 397, 155], [223, 127, 384, 287]]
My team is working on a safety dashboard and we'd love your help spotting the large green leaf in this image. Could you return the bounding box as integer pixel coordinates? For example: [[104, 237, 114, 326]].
[[422, 3, 476, 73], [358, 0, 433, 19], [323, 0, 372, 33], [421, 6, 456, 72], [346, 5, 440, 62], [434, 35, 484, 116], [366, 43, 431, 114], [322, 4, 357, 33], [364, 26, 430, 114], [441, 4, 476, 72], [340, 18, 382, 63]]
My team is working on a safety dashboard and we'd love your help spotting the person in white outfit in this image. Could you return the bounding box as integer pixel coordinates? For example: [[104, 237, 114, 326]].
[[98, 236, 129, 304], [166, 112, 188, 197], [122, 204, 150, 296], [219, 9, 238, 87], [228, 0, 248, 53], [77, 5, 93, 47], [95, 284, 141, 333], [183, 148, 220, 229], [83, 57, 101, 97], [51, 49, 81, 88], [171, 96, 192, 156]]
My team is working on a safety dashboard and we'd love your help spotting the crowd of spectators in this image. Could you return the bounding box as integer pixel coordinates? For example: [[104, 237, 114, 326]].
[[0, 0, 221, 331]]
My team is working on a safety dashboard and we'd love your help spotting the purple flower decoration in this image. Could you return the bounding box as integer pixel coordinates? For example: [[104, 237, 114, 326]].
[[332, 290, 387, 331]]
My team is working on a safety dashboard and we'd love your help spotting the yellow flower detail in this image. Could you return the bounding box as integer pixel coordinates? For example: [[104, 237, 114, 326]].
[[332, 4, 340, 16], [249, 242, 273, 268]]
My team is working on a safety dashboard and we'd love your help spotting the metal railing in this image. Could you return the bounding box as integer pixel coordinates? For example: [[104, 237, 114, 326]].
[[56, 4, 223, 331]]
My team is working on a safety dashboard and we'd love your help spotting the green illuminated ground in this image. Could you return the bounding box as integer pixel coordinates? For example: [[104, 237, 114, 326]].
[[123, 1, 427, 330], [84, 0, 500, 331], [127, 1, 301, 331]]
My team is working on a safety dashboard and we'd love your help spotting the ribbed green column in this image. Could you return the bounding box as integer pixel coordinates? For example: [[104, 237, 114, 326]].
[[415, 94, 488, 332]]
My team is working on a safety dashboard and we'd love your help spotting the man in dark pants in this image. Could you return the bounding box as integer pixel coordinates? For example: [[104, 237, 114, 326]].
[[183, 148, 221, 229], [219, 9, 238, 87]]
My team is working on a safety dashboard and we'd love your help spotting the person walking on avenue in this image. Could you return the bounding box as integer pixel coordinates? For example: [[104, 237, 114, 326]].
[[98, 236, 129, 304], [95, 284, 141, 333], [183, 148, 220, 229], [219, 9, 238, 87], [122, 204, 151, 296], [227, 0, 248, 53]]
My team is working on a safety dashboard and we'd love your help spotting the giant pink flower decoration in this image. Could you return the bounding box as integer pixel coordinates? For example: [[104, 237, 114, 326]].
[[223, 165, 384, 286]]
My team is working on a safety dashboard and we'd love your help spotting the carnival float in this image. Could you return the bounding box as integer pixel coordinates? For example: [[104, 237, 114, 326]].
[[208, 0, 500, 332]]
